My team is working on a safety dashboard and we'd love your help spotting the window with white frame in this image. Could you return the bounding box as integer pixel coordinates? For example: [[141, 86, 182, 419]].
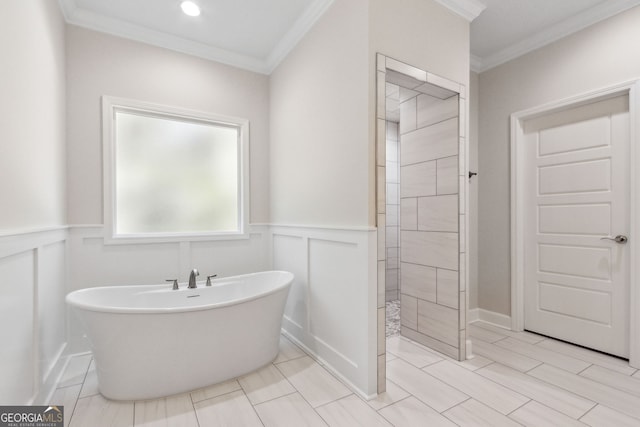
[[102, 97, 249, 242]]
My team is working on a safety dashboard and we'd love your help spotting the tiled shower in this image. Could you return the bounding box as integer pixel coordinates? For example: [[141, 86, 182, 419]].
[[383, 69, 463, 360]]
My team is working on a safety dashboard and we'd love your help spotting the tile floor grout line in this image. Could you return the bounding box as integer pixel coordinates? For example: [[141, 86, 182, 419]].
[[191, 386, 246, 405], [576, 363, 594, 376], [426, 359, 536, 414], [271, 359, 341, 417], [441, 395, 472, 414], [374, 393, 414, 414], [577, 401, 600, 422], [493, 339, 592, 374], [61, 355, 91, 427], [250, 389, 298, 408], [273, 353, 307, 365], [311, 392, 355, 410], [188, 389, 202, 427], [248, 394, 267, 427], [522, 360, 544, 373], [505, 396, 532, 417], [473, 360, 598, 418], [520, 363, 625, 407]]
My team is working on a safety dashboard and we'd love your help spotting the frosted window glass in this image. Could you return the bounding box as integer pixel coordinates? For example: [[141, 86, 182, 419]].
[[114, 111, 239, 235]]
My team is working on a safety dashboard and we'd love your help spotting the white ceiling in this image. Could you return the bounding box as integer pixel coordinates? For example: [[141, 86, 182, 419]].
[[471, 0, 640, 72], [58, 0, 640, 75], [58, 0, 334, 74]]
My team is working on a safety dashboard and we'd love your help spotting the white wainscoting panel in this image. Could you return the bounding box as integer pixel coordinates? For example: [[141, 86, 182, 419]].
[[0, 250, 35, 404], [0, 227, 68, 405], [271, 225, 378, 397]]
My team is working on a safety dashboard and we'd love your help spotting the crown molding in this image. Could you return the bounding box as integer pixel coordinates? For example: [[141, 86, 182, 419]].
[[470, 54, 483, 73], [474, 0, 640, 73], [57, 0, 334, 75], [266, 0, 335, 73], [434, 0, 487, 22]]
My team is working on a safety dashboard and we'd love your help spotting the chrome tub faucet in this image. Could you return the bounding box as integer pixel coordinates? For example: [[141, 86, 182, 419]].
[[188, 269, 199, 289]]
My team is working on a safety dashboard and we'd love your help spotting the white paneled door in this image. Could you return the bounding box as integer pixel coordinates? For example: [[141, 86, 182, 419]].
[[523, 95, 630, 358]]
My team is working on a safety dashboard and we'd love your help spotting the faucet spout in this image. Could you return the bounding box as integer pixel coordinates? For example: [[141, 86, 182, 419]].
[[188, 269, 199, 289]]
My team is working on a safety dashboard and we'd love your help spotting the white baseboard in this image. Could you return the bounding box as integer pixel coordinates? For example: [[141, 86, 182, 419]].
[[468, 308, 512, 329], [33, 343, 68, 405]]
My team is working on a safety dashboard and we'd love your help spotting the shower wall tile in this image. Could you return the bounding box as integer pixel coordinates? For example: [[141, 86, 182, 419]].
[[386, 82, 399, 97], [377, 53, 386, 71], [377, 166, 386, 213], [377, 354, 386, 393], [459, 291, 466, 330], [401, 295, 418, 330], [459, 137, 466, 175], [399, 87, 420, 103], [436, 156, 458, 195], [458, 98, 466, 138], [377, 214, 386, 261], [426, 72, 461, 95], [387, 184, 399, 205], [387, 121, 399, 142], [400, 97, 417, 134], [396, 84, 463, 360], [377, 71, 386, 119], [401, 231, 458, 271], [401, 162, 436, 198], [417, 299, 458, 347], [387, 162, 399, 183], [377, 260, 385, 308], [400, 118, 458, 166], [387, 256, 399, 269], [385, 226, 398, 248], [387, 205, 398, 226], [459, 214, 466, 252], [400, 198, 417, 230], [437, 268, 459, 309], [417, 195, 458, 232], [459, 253, 466, 292], [386, 139, 398, 162], [386, 268, 398, 291], [385, 121, 400, 300], [459, 176, 466, 214], [378, 307, 385, 355], [377, 119, 386, 167], [417, 95, 458, 129], [402, 327, 458, 360], [401, 262, 436, 302]]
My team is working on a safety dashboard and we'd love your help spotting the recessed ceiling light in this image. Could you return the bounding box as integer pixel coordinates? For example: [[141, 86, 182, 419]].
[[180, 1, 201, 17]]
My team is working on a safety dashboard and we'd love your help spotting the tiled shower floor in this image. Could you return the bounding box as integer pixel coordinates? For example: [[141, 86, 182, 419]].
[[385, 299, 400, 337], [52, 325, 640, 426]]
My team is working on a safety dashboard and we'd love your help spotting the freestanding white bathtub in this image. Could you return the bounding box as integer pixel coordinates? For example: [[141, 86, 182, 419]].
[[66, 270, 293, 401]]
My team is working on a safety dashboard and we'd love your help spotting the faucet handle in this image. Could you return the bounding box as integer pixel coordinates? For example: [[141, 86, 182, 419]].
[[166, 279, 179, 290], [206, 274, 217, 286]]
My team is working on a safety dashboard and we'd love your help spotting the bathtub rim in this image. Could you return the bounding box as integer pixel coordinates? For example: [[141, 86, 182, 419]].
[[66, 270, 293, 315]]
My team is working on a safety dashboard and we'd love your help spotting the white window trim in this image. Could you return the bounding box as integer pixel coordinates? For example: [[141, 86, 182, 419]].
[[102, 96, 250, 244]]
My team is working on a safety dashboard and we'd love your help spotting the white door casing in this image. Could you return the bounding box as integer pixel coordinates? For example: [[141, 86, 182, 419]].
[[511, 80, 640, 366]]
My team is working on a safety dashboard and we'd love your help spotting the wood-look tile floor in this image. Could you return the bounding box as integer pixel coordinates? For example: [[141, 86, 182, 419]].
[[52, 323, 640, 426]]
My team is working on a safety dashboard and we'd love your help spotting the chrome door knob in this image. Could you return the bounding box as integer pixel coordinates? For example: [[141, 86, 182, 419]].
[[600, 235, 628, 244]]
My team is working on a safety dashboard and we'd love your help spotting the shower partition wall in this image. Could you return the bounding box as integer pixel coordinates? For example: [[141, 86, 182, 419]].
[[376, 54, 468, 393]]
